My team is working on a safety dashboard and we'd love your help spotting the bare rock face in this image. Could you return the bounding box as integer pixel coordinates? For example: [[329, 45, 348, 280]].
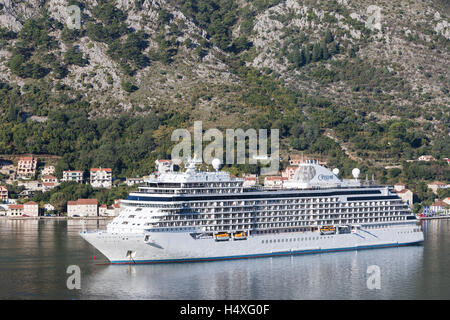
[[0, 0, 447, 123]]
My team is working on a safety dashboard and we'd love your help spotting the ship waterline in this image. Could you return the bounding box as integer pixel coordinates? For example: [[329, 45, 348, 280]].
[[80, 159, 424, 264]]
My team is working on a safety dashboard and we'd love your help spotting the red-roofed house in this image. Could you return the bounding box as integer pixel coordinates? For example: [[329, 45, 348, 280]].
[[393, 183, 406, 192], [264, 176, 287, 188], [430, 200, 449, 214], [24, 201, 39, 216], [90, 168, 112, 189], [395, 189, 413, 207], [155, 159, 174, 173], [67, 199, 98, 217], [17, 156, 37, 179], [7, 204, 24, 216]]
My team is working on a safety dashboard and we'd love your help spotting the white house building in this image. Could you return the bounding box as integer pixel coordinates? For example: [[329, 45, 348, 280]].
[[62, 170, 83, 183], [67, 199, 98, 217], [264, 176, 287, 188], [90, 168, 112, 189], [42, 165, 55, 176]]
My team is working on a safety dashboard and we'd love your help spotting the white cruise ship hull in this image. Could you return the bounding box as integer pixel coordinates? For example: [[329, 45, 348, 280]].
[[80, 225, 424, 264]]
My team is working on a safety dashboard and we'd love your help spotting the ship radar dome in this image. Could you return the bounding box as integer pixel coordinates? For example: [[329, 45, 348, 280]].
[[212, 158, 221, 171], [352, 168, 360, 179], [332, 168, 339, 175]]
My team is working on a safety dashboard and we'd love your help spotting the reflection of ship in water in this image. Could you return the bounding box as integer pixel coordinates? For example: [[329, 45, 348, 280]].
[[80, 159, 424, 264]]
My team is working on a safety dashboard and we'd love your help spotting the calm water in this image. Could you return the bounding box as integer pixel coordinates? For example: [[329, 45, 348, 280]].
[[0, 218, 449, 300]]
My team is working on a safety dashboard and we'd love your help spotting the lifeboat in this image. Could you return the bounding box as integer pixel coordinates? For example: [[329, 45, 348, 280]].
[[320, 225, 336, 235], [233, 231, 247, 240], [215, 232, 230, 241]]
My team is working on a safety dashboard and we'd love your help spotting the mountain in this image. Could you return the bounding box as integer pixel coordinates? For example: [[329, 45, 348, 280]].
[[0, 0, 448, 182]]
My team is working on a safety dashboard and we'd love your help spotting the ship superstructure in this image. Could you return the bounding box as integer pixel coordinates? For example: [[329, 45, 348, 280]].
[[80, 159, 424, 264]]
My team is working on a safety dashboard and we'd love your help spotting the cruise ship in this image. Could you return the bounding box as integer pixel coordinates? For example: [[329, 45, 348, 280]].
[[80, 159, 424, 264]]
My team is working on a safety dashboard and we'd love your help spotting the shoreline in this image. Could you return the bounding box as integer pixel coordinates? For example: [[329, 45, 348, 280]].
[[418, 216, 450, 220]]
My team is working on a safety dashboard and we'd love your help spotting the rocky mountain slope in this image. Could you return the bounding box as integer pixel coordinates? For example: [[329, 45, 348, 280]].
[[0, 0, 448, 167]]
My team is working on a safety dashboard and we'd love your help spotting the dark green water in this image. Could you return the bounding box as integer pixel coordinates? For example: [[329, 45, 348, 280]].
[[0, 218, 449, 299]]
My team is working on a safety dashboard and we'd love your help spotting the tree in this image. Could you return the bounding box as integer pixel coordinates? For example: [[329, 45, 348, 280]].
[[312, 43, 322, 62]]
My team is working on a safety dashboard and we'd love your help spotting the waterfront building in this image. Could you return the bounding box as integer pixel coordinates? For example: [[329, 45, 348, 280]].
[[62, 170, 84, 183], [429, 200, 449, 215], [17, 156, 37, 179], [99, 204, 116, 216], [90, 168, 112, 189], [24, 201, 39, 216], [6, 201, 39, 217], [67, 199, 98, 217], [7, 204, 24, 216]]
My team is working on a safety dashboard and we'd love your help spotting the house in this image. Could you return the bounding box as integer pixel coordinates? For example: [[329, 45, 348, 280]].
[[7, 204, 24, 216], [155, 160, 173, 173], [62, 170, 83, 183], [17, 156, 38, 179], [42, 165, 55, 176], [41, 175, 58, 184], [67, 199, 98, 217], [243, 174, 258, 188], [113, 199, 122, 216], [282, 166, 298, 180], [7, 201, 39, 217], [264, 176, 287, 188], [99, 204, 116, 216], [427, 181, 449, 194], [393, 183, 406, 192], [444, 197, 450, 205], [23, 201, 39, 216], [396, 189, 414, 207], [418, 155, 436, 162], [429, 200, 449, 214], [126, 177, 144, 186], [44, 203, 55, 212], [90, 168, 112, 189], [0, 185, 8, 201], [43, 182, 56, 191]]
